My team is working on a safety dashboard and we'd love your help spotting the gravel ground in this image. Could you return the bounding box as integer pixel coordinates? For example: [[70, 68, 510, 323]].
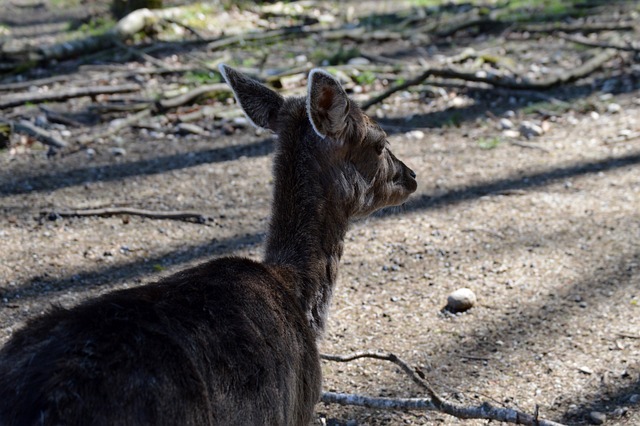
[[1, 1, 639, 424]]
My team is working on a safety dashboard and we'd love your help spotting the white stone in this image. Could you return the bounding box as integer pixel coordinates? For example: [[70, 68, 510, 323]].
[[406, 130, 425, 140], [446, 288, 477, 312], [607, 103, 621, 114], [519, 121, 544, 138], [499, 118, 514, 130]]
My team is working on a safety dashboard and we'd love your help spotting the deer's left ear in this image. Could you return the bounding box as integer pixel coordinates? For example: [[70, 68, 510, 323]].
[[306, 69, 351, 143], [219, 64, 284, 131]]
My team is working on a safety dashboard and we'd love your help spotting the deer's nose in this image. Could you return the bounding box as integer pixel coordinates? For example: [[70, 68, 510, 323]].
[[408, 169, 416, 179]]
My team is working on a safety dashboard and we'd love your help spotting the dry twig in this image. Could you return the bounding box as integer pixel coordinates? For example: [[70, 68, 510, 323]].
[[0, 117, 67, 148], [47, 207, 210, 223], [321, 351, 566, 426], [558, 33, 640, 52], [0, 84, 141, 110], [361, 49, 617, 110]]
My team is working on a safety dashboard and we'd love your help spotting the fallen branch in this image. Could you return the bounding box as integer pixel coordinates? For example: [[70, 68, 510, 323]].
[[0, 75, 69, 92], [558, 33, 640, 52], [361, 49, 617, 110], [46, 207, 209, 223], [516, 21, 635, 34], [0, 84, 141, 109], [158, 84, 230, 109], [2, 7, 189, 70], [321, 392, 434, 410], [207, 25, 317, 51], [0, 117, 67, 148], [510, 141, 551, 153], [321, 351, 566, 426]]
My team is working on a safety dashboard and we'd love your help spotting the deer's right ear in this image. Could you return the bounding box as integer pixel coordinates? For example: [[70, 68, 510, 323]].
[[306, 69, 350, 143], [219, 64, 284, 131]]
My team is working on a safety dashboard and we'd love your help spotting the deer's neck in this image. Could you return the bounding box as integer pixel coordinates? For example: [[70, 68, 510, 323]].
[[264, 106, 350, 338]]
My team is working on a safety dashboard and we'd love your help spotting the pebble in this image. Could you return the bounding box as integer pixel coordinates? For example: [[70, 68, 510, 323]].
[[35, 114, 48, 127], [519, 121, 544, 138], [347, 57, 370, 66], [590, 111, 600, 120], [606, 103, 621, 114], [110, 147, 126, 157], [588, 411, 606, 425], [502, 130, 520, 139], [446, 288, 477, 312], [405, 130, 425, 140], [498, 118, 514, 130], [177, 123, 208, 135], [85, 148, 96, 159], [629, 394, 640, 403], [578, 366, 594, 375]]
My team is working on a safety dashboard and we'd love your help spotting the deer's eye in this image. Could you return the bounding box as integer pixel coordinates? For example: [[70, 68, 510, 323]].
[[374, 139, 385, 155]]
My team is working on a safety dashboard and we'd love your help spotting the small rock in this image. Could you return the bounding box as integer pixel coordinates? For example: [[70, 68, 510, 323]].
[[35, 114, 49, 127], [177, 123, 208, 135], [519, 121, 544, 138], [629, 394, 640, 403], [607, 103, 621, 114], [502, 130, 520, 139], [504, 110, 516, 118], [590, 111, 600, 120], [612, 407, 627, 417], [588, 411, 606, 425], [85, 148, 96, 159], [446, 288, 477, 312], [232, 117, 249, 127], [110, 147, 126, 157], [541, 121, 551, 133], [406, 130, 425, 140], [347, 57, 370, 66], [498, 118, 514, 130], [578, 366, 594, 375]]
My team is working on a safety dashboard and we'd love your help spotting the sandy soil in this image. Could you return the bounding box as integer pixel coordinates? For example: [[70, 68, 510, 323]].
[[1, 1, 639, 425]]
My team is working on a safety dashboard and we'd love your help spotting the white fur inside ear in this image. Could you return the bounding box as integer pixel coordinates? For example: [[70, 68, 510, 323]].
[[218, 63, 261, 130], [306, 68, 330, 139]]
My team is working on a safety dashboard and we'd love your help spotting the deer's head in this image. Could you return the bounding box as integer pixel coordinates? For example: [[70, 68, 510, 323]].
[[220, 65, 417, 217]]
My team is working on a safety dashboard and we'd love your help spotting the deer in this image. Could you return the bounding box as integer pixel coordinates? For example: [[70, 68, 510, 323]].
[[0, 65, 417, 425]]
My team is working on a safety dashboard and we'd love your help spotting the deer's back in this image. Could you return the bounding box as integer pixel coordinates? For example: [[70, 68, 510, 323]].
[[0, 257, 320, 426]]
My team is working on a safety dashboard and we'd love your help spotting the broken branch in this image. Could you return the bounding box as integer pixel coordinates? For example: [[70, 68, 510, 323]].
[[361, 49, 617, 110], [0, 84, 141, 109], [47, 207, 209, 223], [558, 33, 640, 52], [321, 351, 566, 426], [0, 117, 67, 148]]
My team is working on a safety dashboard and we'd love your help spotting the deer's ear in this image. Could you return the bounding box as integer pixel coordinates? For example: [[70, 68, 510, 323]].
[[219, 64, 284, 131], [306, 69, 350, 142]]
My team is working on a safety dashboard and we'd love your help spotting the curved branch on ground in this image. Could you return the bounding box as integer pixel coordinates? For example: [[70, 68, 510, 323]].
[[321, 351, 567, 426]]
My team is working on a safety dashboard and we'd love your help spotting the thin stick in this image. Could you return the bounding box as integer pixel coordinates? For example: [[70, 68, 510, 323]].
[[321, 351, 566, 426], [0, 84, 141, 110], [558, 33, 640, 52], [0, 118, 67, 148], [158, 84, 230, 109], [361, 49, 617, 110], [48, 207, 209, 223]]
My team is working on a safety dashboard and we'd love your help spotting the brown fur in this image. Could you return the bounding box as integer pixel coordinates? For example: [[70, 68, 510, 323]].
[[0, 66, 417, 425]]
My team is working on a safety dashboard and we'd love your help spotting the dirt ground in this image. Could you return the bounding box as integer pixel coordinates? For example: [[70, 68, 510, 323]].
[[1, 1, 639, 425]]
